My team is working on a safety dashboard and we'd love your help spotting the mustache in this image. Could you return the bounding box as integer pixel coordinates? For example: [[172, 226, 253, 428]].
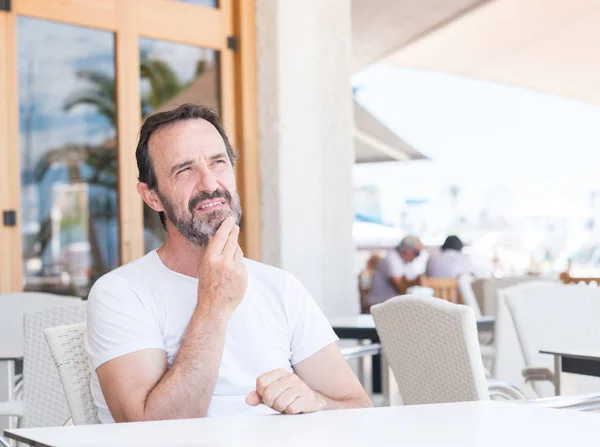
[[188, 189, 232, 213]]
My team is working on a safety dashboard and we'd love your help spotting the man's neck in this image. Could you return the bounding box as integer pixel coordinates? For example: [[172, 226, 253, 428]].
[[156, 232, 208, 278]]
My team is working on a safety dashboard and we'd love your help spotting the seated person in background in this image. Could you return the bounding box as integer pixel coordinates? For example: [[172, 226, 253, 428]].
[[85, 104, 371, 424], [365, 235, 426, 308], [359, 253, 381, 313], [426, 235, 475, 278]]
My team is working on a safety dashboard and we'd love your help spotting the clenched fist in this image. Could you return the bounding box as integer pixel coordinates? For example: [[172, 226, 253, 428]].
[[246, 368, 327, 415]]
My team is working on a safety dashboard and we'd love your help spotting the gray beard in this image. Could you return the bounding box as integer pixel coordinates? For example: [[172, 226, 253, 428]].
[[159, 189, 242, 247]]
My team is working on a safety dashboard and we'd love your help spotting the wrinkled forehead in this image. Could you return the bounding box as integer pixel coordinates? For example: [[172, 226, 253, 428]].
[[148, 118, 226, 171]]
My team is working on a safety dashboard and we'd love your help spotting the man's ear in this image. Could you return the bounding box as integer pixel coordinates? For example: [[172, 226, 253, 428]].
[[137, 182, 165, 213]]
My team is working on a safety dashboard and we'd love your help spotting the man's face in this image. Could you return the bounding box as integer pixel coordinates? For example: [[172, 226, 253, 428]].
[[143, 119, 241, 246], [399, 246, 420, 263]]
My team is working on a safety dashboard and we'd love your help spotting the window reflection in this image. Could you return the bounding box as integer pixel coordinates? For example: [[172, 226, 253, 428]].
[[171, 0, 218, 7], [17, 17, 118, 297]]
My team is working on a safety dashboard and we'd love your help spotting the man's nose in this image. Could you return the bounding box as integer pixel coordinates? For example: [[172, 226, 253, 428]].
[[195, 165, 219, 192]]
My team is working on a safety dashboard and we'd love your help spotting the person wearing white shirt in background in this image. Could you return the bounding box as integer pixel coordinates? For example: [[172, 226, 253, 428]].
[[365, 235, 427, 308], [84, 104, 371, 424], [426, 235, 476, 278]]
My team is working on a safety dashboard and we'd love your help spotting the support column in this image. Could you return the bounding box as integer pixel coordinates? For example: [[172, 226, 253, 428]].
[[256, 0, 358, 317]]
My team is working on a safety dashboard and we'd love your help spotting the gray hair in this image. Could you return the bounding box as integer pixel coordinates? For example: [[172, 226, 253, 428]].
[[398, 235, 422, 252]]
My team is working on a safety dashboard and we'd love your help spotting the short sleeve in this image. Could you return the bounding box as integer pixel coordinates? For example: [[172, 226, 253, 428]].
[[85, 274, 165, 371], [381, 251, 404, 278], [285, 275, 339, 366]]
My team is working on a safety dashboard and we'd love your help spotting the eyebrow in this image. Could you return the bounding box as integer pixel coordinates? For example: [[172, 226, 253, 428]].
[[209, 152, 228, 162], [170, 160, 194, 175], [169, 153, 228, 175]]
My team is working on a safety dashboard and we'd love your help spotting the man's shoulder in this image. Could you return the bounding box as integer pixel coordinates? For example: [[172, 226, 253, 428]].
[[91, 251, 160, 294], [244, 258, 291, 281], [244, 259, 305, 294]]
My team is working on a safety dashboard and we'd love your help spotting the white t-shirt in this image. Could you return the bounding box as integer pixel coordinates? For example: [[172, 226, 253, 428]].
[[85, 251, 338, 423], [425, 249, 476, 278]]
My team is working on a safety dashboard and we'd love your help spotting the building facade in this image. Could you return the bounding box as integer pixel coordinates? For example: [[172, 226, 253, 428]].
[[0, 0, 358, 317]]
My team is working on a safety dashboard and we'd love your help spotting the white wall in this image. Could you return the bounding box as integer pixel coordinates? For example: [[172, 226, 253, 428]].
[[256, 0, 358, 317]]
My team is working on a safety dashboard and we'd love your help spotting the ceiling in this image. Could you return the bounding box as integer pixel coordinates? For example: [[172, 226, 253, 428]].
[[354, 101, 428, 163], [383, 0, 600, 106], [352, 0, 490, 72]]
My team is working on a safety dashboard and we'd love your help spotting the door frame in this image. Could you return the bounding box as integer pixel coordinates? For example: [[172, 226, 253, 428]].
[[0, 0, 260, 293]]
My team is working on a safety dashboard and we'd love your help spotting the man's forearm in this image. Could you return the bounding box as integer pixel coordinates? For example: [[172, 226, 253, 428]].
[[317, 391, 373, 411], [142, 309, 228, 420]]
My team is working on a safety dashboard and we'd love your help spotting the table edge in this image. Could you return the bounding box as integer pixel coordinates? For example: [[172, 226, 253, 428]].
[[4, 429, 53, 447], [540, 350, 600, 361]]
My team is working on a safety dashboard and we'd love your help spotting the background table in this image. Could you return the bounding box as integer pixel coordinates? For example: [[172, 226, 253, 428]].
[[331, 314, 495, 342], [6, 401, 600, 446], [541, 348, 600, 395]]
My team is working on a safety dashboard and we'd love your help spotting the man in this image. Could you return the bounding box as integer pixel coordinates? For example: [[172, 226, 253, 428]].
[[426, 235, 475, 278], [85, 104, 371, 423], [365, 235, 426, 307]]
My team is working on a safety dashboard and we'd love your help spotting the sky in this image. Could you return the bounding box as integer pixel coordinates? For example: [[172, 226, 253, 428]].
[[352, 66, 600, 226]]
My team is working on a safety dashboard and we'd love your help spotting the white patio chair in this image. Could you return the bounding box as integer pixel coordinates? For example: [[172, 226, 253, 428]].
[[44, 323, 99, 425], [371, 295, 600, 410], [0, 293, 82, 404], [0, 303, 87, 430], [458, 275, 494, 373], [503, 282, 600, 398], [493, 281, 558, 396]]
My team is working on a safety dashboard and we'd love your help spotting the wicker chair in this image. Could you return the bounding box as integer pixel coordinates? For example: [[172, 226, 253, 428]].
[[44, 323, 99, 425], [371, 295, 600, 410], [0, 303, 87, 431], [418, 276, 461, 304]]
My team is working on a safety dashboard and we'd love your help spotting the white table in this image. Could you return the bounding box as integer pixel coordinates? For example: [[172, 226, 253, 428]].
[[5, 401, 600, 446]]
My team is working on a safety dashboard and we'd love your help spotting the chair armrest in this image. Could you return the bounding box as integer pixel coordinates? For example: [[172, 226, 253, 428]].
[[0, 400, 23, 417], [341, 343, 381, 360], [518, 393, 600, 411], [522, 367, 554, 383], [487, 379, 527, 400], [0, 434, 11, 447]]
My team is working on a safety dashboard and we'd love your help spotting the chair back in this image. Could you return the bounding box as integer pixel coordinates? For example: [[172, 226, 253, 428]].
[[458, 275, 482, 318], [371, 295, 489, 405], [21, 303, 87, 428], [44, 322, 99, 425], [418, 276, 460, 303], [560, 272, 600, 287], [0, 293, 82, 360], [473, 277, 547, 316], [503, 282, 600, 398]]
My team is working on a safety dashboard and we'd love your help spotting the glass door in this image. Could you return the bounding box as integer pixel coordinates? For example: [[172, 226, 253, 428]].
[[17, 17, 118, 297], [0, 0, 258, 296]]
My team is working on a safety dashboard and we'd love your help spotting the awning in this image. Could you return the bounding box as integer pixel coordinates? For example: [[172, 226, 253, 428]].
[[354, 100, 428, 163], [383, 0, 600, 106]]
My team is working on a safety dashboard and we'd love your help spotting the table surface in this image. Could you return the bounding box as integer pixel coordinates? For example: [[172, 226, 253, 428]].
[[540, 348, 600, 361], [330, 314, 495, 329], [6, 401, 600, 447]]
